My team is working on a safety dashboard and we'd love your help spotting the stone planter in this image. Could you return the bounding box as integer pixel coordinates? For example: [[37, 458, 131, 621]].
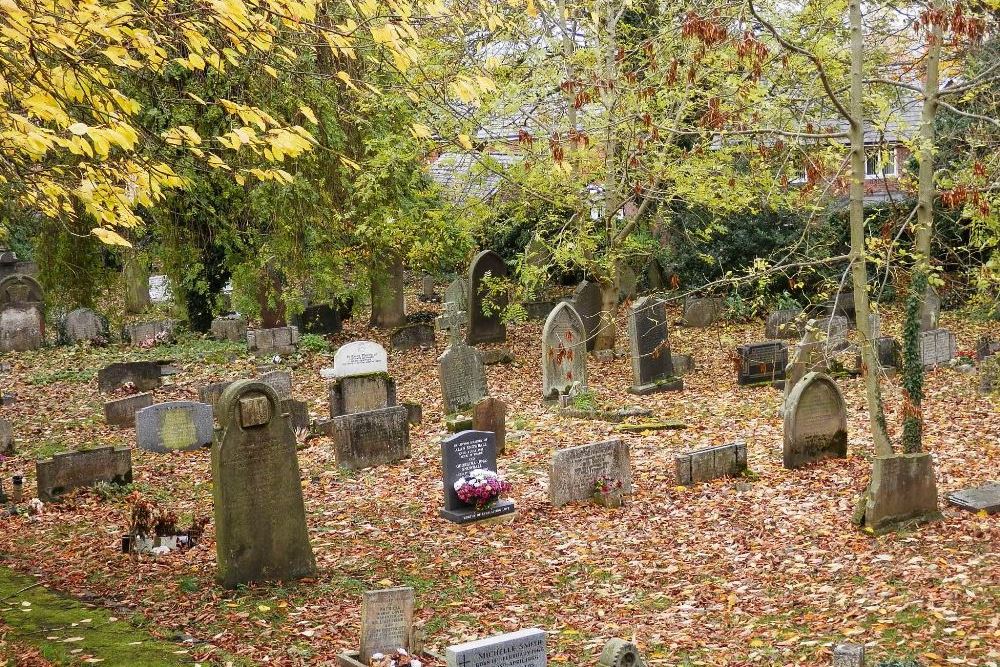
[[594, 491, 623, 508]]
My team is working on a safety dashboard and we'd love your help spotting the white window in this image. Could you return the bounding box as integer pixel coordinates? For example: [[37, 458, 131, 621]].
[[865, 149, 898, 179]]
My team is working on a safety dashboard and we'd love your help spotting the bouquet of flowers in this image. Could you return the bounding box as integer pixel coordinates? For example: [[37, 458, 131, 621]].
[[593, 475, 624, 507], [369, 649, 422, 667], [454, 468, 511, 510]]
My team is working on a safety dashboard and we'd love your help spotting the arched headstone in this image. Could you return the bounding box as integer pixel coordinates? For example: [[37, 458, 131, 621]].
[[627, 295, 676, 393], [467, 250, 508, 345], [783, 372, 848, 469], [59, 308, 108, 345], [541, 301, 587, 400], [0, 274, 43, 309], [333, 341, 388, 378], [572, 280, 603, 352]]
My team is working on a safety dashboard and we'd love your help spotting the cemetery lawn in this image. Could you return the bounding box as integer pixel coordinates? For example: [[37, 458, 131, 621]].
[[1, 299, 997, 666]]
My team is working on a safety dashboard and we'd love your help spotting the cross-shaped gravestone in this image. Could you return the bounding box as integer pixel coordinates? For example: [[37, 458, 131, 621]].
[[440, 301, 465, 345]]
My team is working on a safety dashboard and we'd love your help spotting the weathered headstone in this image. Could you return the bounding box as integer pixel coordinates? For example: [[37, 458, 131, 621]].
[[875, 336, 902, 371], [946, 481, 1000, 515], [572, 280, 604, 352], [783, 372, 848, 469], [358, 587, 415, 663], [325, 405, 410, 470], [919, 328, 956, 367], [0, 306, 44, 352], [976, 335, 1000, 361], [444, 277, 469, 318], [36, 446, 132, 503], [136, 401, 214, 452], [467, 250, 508, 345], [282, 398, 310, 432], [921, 287, 941, 331], [210, 315, 247, 342], [419, 275, 439, 303], [97, 361, 161, 393], [438, 335, 488, 415], [615, 263, 638, 302], [599, 639, 645, 667], [981, 356, 1000, 394], [440, 430, 515, 524], [445, 628, 546, 667], [672, 353, 696, 374], [627, 295, 678, 394], [860, 452, 940, 533], [541, 301, 587, 400], [0, 418, 13, 455], [675, 442, 747, 485], [297, 304, 342, 335], [260, 370, 292, 400], [549, 438, 632, 507], [247, 325, 299, 356], [737, 341, 788, 385], [123, 319, 177, 347], [404, 401, 422, 425], [198, 381, 232, 411], [329, 375, 397, 417], [0, 273, 43, 309], [826, 289, 856, 324], [59, 308, 108, 345], [682, 297, 723, 328], [765, 309, 802, 339], [472, 397, 506, 455], [812, 316, 850, 353], [103, 392, 154, 427], [332, 341, 388, 378], [390, 322, 435, 350], [832, 643, 865, 667], [212, 380, 315, 588]]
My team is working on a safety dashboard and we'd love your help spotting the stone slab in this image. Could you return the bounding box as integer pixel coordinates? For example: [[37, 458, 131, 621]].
[[549, 439, 632, 507], [103, 392, 154, 427], [326, 405, 410, 470], [359, 587, 415, 662], [946, 481, 1000, 514], [97, 361, 161, 393], [36, 447, 132, 503], [675, 442, 747, 485], [445, 628, 546, 667], [135, 401, 214, 452]]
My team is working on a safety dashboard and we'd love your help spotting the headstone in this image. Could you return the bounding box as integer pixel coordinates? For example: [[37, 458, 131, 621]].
[[765, 309, 802, 339], [444, 277, 469, 318], [672, 353, 695, 374], [445, 628, 546, 667], [832, 643, 865, 667], [329, 375, 397, 417], [976, 335, 1000, 361], [0, 274, 43, 309], [811, 316, 850, 353], [919, 328, 956, 367], [260, 370, 292, 400], [946, 481, 1000, 515], [36, 446, 132, 503], [136, 401, 214, 452], [0, 418, 13, 455], [681, 297, 722, 328], [440, 430, 515, 524], [438, 341, 488, 415], [419, 275, 439, 303], [981, 356, 1000, 394], [826, 289, 856, 324], [861, 452, 940, 532], [103, 392, 154, 427], [572, 280, 604, 352], [282, 398, 310, 432], [783, 372, 848, 469], [403, 401, 422, 425], [541, 301, 587, 400], [522, 299, 557, 321], [332, 341, 388, 378], [549, 438, 632, 507], [615, 263, 637, 302], [212, 380, 315, 588], [390, 322, 435, 350], [325, 405, 410, 470], [297, 304, 342, 335], [97, 361, 161, 393], [467, 250, 508, 345], [359, 587, 415, 663], [675, 442, 747, 485], [210, 315, 247, 342], [921, 287, 941, 331], [198, 381, 232, 411], [875, 336, 901, 370], [59, 308, 108, 345], [737, 341, 788, 385], [247, 325, 299, 356], [627, 296, 675, 393], [0, 305, 44, 351], [599, 639, 645, 667], [123, 319, 177, 347], [472, 397, 507, 455]]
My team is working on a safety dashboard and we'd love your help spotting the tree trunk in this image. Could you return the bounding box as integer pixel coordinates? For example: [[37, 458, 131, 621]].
[[258, 265, 286, 328], [123, 253, 151, 314], [369, 255, 406, 329], [849, 0, 893, 457], [593, 279, 617, 352]]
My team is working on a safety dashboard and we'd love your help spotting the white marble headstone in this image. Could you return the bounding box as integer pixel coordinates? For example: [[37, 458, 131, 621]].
[[332, 341, 388, 378]]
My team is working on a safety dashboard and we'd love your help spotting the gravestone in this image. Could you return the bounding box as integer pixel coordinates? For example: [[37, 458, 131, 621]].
[[811, 316, 850, 353], [0, 250, 37, 280], [329, 375, 397, 417], [875, 336, 902, 370], [572, 280, 604, 352], [297, 304, 342, 335], [103, 392, 154, 427], [282, 398, 310, 432], [438, 319, 488, 414], [325, 405, 410, 470], [59, 308, 108, 345], [467, 250, 508, 345], [682, 297, 723, 328], [976, 335, 1000, 361], [832, 643, 865, 667], [672, 353, 695, 374], [0, 306, 44, 352], [97, 361, 161, 393], [199, 381, 232, 411], [599, 639, 645, 667], [212, 380, 315, 588], [440, 430, 515, 524], [737, 341, 788, 385], [919, 328, 956, 367], [0, 418, 13, 455], [541, 301, 587, 400], [826, 289, 856, 324], [136, 401, 214, 452], [445, 628, 546, 667], [359, 587, 415, 663], [765, 309, 802, 339], [921, 287, 941, 331], [522, 299, 557, 320], [210, 315, 247, 342], [247, 325, 299, 356], [123, 319, 177, 346], [332, 341, 388, 377], [675, 442, 747, 485], [981, 356, 1000, 394], [946, 481, 1000, 515], [860, 452, 940, 533], [419, 275, 439, 303], [36, 446, 132, 502], [783, 372, 848, 469], [444, 277, 469, 318], [404, 401, 422, 425], [615, 263, 638, 302], [472, 397, 506, 455], [260, 370, 292, 400], [390, 322, 435, 350], [549, 438, 632, 507], [0, 273, 43, 309], [627, 296, 677, 394]]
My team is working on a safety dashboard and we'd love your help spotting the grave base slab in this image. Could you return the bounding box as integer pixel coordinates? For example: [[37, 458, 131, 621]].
[[338, 651, 435, 667], [628, 377, 683, 395], [441, 499, 515, 525]]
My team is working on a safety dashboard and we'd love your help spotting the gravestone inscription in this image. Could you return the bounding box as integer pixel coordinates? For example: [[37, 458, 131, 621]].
[[136, 401, 214, 453], [541, 301, 587, 400], [329, 375, 397, 417], [783, 372, 848, 469], [332, 341, 388, 377], [359, 587, 415, 663], [549, 438, 632, 507], [445, 628, 546, 667], [919, 328, 957, 367], [440, 430, 514, 524]]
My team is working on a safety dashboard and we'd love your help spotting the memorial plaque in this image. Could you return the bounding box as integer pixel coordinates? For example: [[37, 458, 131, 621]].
[[326, 405, 410, 470], [919, 328, 956, 367], [541, 301, 587, 400], [445, 628, 546, 667], [737, 341, 788, 385], [59, 308, 108, 345], [36, 446, 132, 502], [136, 401, 214, 452], [260, 370, 292, 400], [210, 315, 247, 342], [946, 481, 1000, 515], [440, 430, 514, 524], [571, 280, 603, 352], [472, 397, 506, 455], [783, 372, 848, 469], [330, 375, 397, 417], [765, 309, 802, 339], [104, 392, 154, 427], [438, 343, 488, 414], [627, 295, 674, 392], [213, 380, 315, 588], [97, 361, 161, 393], [246, 325, 299, 356], [467, 250, 508, 345], [549, 439, 632, 507], [682, 297, 723, 328], [332, 341, 388, 378], [359, 587, 415, 662], [675, 442, 747, 485]]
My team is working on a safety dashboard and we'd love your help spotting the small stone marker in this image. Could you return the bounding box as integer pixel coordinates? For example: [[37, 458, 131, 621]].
[[390, 322, 435, 350], [467, 250, 508, 345], [212, 380, 315, 588], [444, 277, 469, 319], [572, 280, 604, 352], [260, 370, 292, 400], [282, 398, 310, 432], [737, 341, 788, 385], [981, 356, 1000, 394], [541, 301, 587, 400], [419, 274, 439, 302], [329, 375, 397, 417], [946, 481, 1000, 515], [36, 446, 132, 503], [832, 643, 865, 667], [210, 315, 247, 342], [472, 397, 507, 455], [676, 442, 747, 485], [247, 325, 299, 356], [59, 308, 108, 345], [682, 297, 723, 328], [0, 418, 12, 455], [765, 309, 802, 339], [438, 326, 488, 415], [198, 381, 233, 411], [403, 401, 422, 425], [783, 372, 848, 469], [875, 336, 902, 370], [440, 430, 515, 524], [549, 438, 632, 507], [919, 328, 957, 367], [123, 319, 177, 346], [446, 628, 546, 667], [860, 452, 940, 532], [97, 361, 162, 393], [325, 405, 410, 470], [627, 295, 679, 394], [672, 353, 695, 374], [136, 401, 214, 452], [104, 392, 154, 427], [359, 587, 415, 663], [332, 341, 388, 378]]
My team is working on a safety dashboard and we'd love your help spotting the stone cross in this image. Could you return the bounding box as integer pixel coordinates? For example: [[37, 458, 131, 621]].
[[441, 300, 465, 346]]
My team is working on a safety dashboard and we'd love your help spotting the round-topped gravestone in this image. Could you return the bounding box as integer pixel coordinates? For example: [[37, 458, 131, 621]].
[[541, 301, 587, 400], [466, 250, 508, 345], [0, 274, 43, 308], [59, 308, 108, 345], [783, 372, 848, 469], [599, 638, 645, 667], [332, 341, 388, 378]]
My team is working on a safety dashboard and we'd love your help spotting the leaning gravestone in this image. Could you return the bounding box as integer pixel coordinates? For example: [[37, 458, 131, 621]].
[[332, 340, 388, 377], [737, 341, 788, 385], [946, 481, 1000, 515], [36, 446, 132, 502], [210, 315, 247, 342], [438, 315, 488, 414], [123, 319, 177, 346], [675, 442, 747, 485], [136, 401, 214, 453], [325, 405, 410, 470], [549, 438, 632, 507], [59, 308, 108, 345], [467, 250, 508, 345], [572, 280, 603, 352], [445, 628, 546, 667], [212, 380, 315, 588], [765, 309, 802, 339], [390, 322, 435, 351], [198, 381, 232, 412], [104, 392, 154, 427], [97, 361, 161, 393], [472, 397, 506, 455], [440, 430, 514, 524], [682, 297, 723, 328], [627, 295, 678, 394], [541, 301, 587, 400], [247, 325, 299, 356], [919, 328, 957, 367], [783, 372, 848, 469], [356, 587, 415, 664]]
